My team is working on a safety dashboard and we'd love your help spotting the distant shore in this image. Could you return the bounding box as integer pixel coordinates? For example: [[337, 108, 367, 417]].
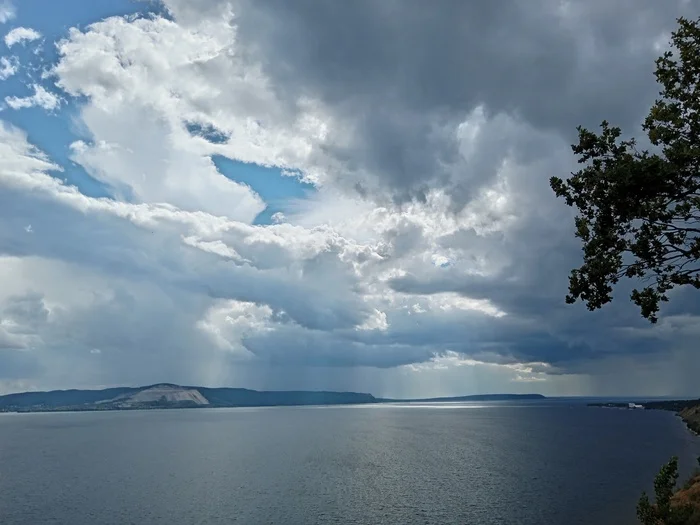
[[588, 399, 700, 436], [0, 383, 546, 413]]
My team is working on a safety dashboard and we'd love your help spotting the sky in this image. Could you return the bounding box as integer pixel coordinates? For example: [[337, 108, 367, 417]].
[[1, 0, 699, 398]]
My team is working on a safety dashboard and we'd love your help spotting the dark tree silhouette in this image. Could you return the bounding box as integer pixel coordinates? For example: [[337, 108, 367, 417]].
[[551, 17, 700, 323]]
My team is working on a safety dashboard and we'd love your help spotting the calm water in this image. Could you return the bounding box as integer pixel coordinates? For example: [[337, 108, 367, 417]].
[[0, 402, 698, 525]]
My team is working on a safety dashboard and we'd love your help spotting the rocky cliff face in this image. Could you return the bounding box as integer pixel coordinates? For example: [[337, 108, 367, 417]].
[[671, 473, 700, 524], [105, 384, 209, 407], [679, 405, 700, 435]]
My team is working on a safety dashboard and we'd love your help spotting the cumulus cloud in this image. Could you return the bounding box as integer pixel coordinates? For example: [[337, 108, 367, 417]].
[[0, 120, 565, 390], [0, 1, 14, 24], [224, 0, 695, 207], [0, 0, 698, 396], [5, 84, 60, 110], [4, 26, 41, 47], [0, 54, 17, 79]]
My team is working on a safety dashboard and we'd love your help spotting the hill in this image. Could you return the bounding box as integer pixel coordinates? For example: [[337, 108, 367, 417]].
[[644, 400, 700, 435], [0, 384, 378, 412], [672, 473, 700, 525], [0, 385, 545, 412], [198, 387, 376, 407], [381, 393, 546, 402], [588, 398, 700, 435], [679, 405, 700, 435]]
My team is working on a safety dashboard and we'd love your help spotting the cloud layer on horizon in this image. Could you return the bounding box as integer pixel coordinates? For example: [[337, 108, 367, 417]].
[[1, 0, 699, 397]]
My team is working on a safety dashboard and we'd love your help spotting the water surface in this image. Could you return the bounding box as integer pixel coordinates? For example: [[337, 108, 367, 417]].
[[0, 401, 698, 524]]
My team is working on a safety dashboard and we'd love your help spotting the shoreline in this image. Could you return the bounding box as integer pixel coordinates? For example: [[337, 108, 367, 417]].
[[588, 399, 700, 437], [0, 384, 545, 414]]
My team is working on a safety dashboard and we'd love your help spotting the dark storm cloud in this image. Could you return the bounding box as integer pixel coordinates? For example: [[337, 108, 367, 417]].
[[0, 350, 41, 378], [2, 292, 49, 333], [144, 0, 700, 377], [3, 0, 699, 394], [231, 0, 696, 204], [386, 196, 700, 371], [243, 329, 433, 368]]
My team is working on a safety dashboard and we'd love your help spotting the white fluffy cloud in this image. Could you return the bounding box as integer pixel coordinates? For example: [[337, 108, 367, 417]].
[[5, 84, 60, 110], [1, 0, 698, 397], [0, 1, 14, 24], [0, 55, 17, 79], [4, 26, 40, 47], [53, 14, 333, 186]]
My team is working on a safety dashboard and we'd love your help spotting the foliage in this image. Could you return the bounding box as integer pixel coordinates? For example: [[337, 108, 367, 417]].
[[637, 456, 692, 524], [550, 17, 700, 322]]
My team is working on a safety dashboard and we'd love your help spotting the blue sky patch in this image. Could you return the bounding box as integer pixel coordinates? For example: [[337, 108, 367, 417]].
[[185, 122, 229, 145], [212, 155, 316, 224], [4, 0, 147, 43], [0, 0, 153, 199]]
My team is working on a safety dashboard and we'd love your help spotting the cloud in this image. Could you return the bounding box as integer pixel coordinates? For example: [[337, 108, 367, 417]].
[[223, 0, 694, 208], [0, 55, 17, 79], [0, 1, 698, 397], [0, 122, 371, 328], [0, 1, 14, 24], [52, 14, 331, 184], [0, 122, 530, 380], [5, 84, 60, 110], [4, 26, 41, 47], [0, 328, 27, 350]]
